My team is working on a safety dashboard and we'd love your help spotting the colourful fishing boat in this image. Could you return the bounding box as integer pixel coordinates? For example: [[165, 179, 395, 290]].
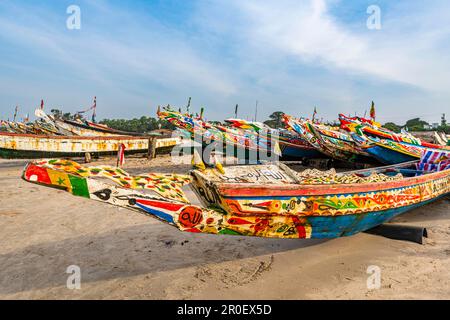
[[0, 132, 180, 159], [34, 109, 142, 137], [434, 132, 450, 146], [224, 118, 323, 159], [56, 118, 143, 137], [157, 108, 281, 163], [283, 115, 373, 162], [339, 114, 448, 150], [22, 151, 450, 239]]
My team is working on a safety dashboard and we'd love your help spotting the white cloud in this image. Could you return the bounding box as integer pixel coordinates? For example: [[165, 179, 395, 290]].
[[218, 0, 450, 92], [0, 1, 236, 96]]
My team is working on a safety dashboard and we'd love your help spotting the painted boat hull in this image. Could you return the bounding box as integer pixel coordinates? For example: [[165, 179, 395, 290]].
[[61, 119, 142, 136], [364, 145, 417, 164], [0, 132, 180, 159], [291, 199, 436, 238], [22, 159, 450, 239], [190, 163, 450, 238], [158, 110, 283, 162], [280, 143, 323, 159]]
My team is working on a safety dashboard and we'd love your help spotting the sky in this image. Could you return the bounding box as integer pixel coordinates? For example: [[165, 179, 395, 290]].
[[0, 0, 449, 124]]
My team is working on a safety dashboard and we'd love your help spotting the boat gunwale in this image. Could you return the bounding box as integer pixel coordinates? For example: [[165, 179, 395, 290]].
[[0, 131, 154, 141]]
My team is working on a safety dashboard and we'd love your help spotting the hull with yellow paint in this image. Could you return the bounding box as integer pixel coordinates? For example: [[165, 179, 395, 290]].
[[0, 132, 180, 159]]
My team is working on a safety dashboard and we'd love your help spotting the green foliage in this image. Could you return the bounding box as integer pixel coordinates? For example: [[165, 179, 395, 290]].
[[383, 118, 450, 133], [383, 122, 401, 133], [438, 126, 450, 134], [100, 116, 175, 133], [50, 109, 78, 120], [404, 118, 429, 131], [264, 111, 285, 129]]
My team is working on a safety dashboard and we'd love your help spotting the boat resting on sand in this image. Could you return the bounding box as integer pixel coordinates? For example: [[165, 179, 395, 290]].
[[22, 155, 450, 239], [434, 132, 450, 146], [283, 115, 374, 163], [157, 108, 282, 163], [224, 118, 323, 159], [0, 132, 180, 159], [34, 109, 143, 137], [351, 133, 450, 164]]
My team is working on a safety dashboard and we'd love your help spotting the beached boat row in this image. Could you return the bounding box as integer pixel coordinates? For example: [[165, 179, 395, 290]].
[[0, 131, 180, 159], [0, 107, 180, 159], [17, 105, 450, 240], [157, 107, 450, 165], [3, 103, 447, 164]]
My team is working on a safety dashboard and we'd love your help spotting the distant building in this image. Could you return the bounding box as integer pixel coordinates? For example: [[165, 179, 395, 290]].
[[432, 123, 440, 129]]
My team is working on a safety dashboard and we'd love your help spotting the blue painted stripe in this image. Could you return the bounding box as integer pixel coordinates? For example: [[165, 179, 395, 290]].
[[305, 199, 440, 238], [135, 203, 174, 224], [281, 145, 322, 158], [366, 145, 417, 164]]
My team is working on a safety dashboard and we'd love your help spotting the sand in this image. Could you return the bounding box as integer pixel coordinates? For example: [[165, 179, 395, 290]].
[[0, 155, 449, 300]]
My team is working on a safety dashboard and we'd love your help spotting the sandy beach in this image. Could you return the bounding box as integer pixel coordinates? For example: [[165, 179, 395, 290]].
[[0, 155, 449, 300]]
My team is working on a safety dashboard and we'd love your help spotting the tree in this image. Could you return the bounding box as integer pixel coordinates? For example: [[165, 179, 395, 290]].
[[99, 117, 175, 133], [50, 109, 63, 118], [383, 122, 401, 133], [50, 109, 77, 120], [264, 111, 285, 129], [404, 118, 429, 131]]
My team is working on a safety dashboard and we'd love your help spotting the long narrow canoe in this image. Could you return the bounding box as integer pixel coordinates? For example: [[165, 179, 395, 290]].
[[22, 157, 450, 239], [0, 132, 180, 159], [224, 118, 323, 159], [33, 109, 143, 137], [351, 133, 450, 164], [157, 108, 281, 163], [283, 115, 370, 162], [339, 113, 449, 150], [58, 119, 143, 137]]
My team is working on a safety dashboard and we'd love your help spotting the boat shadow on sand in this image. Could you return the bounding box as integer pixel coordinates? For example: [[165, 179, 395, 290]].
[[0, 222, 329, 295]]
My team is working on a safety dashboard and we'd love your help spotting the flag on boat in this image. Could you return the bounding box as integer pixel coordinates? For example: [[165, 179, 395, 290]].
[[417, 149, 450, 172], [40, 100, 44, 110], [370, 101, 376, 120], [91, 97, 97, 123], [13, 106, 18, 122], [117, 143, 126, 167]]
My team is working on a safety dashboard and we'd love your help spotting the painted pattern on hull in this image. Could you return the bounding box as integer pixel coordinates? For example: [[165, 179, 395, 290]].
[[22, 159, 450, 239]]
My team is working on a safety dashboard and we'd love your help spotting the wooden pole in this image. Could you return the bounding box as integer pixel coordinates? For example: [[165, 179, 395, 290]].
[[148, 137, 157, 159]]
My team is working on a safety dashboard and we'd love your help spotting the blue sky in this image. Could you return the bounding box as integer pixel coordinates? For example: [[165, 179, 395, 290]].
[[0, 0, 449, 124]]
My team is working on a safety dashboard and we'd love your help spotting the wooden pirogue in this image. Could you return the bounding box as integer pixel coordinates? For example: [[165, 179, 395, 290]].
[[339, 114, 450, 164], [0, 132, 180, 159], [22, 152, 450, 239]]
